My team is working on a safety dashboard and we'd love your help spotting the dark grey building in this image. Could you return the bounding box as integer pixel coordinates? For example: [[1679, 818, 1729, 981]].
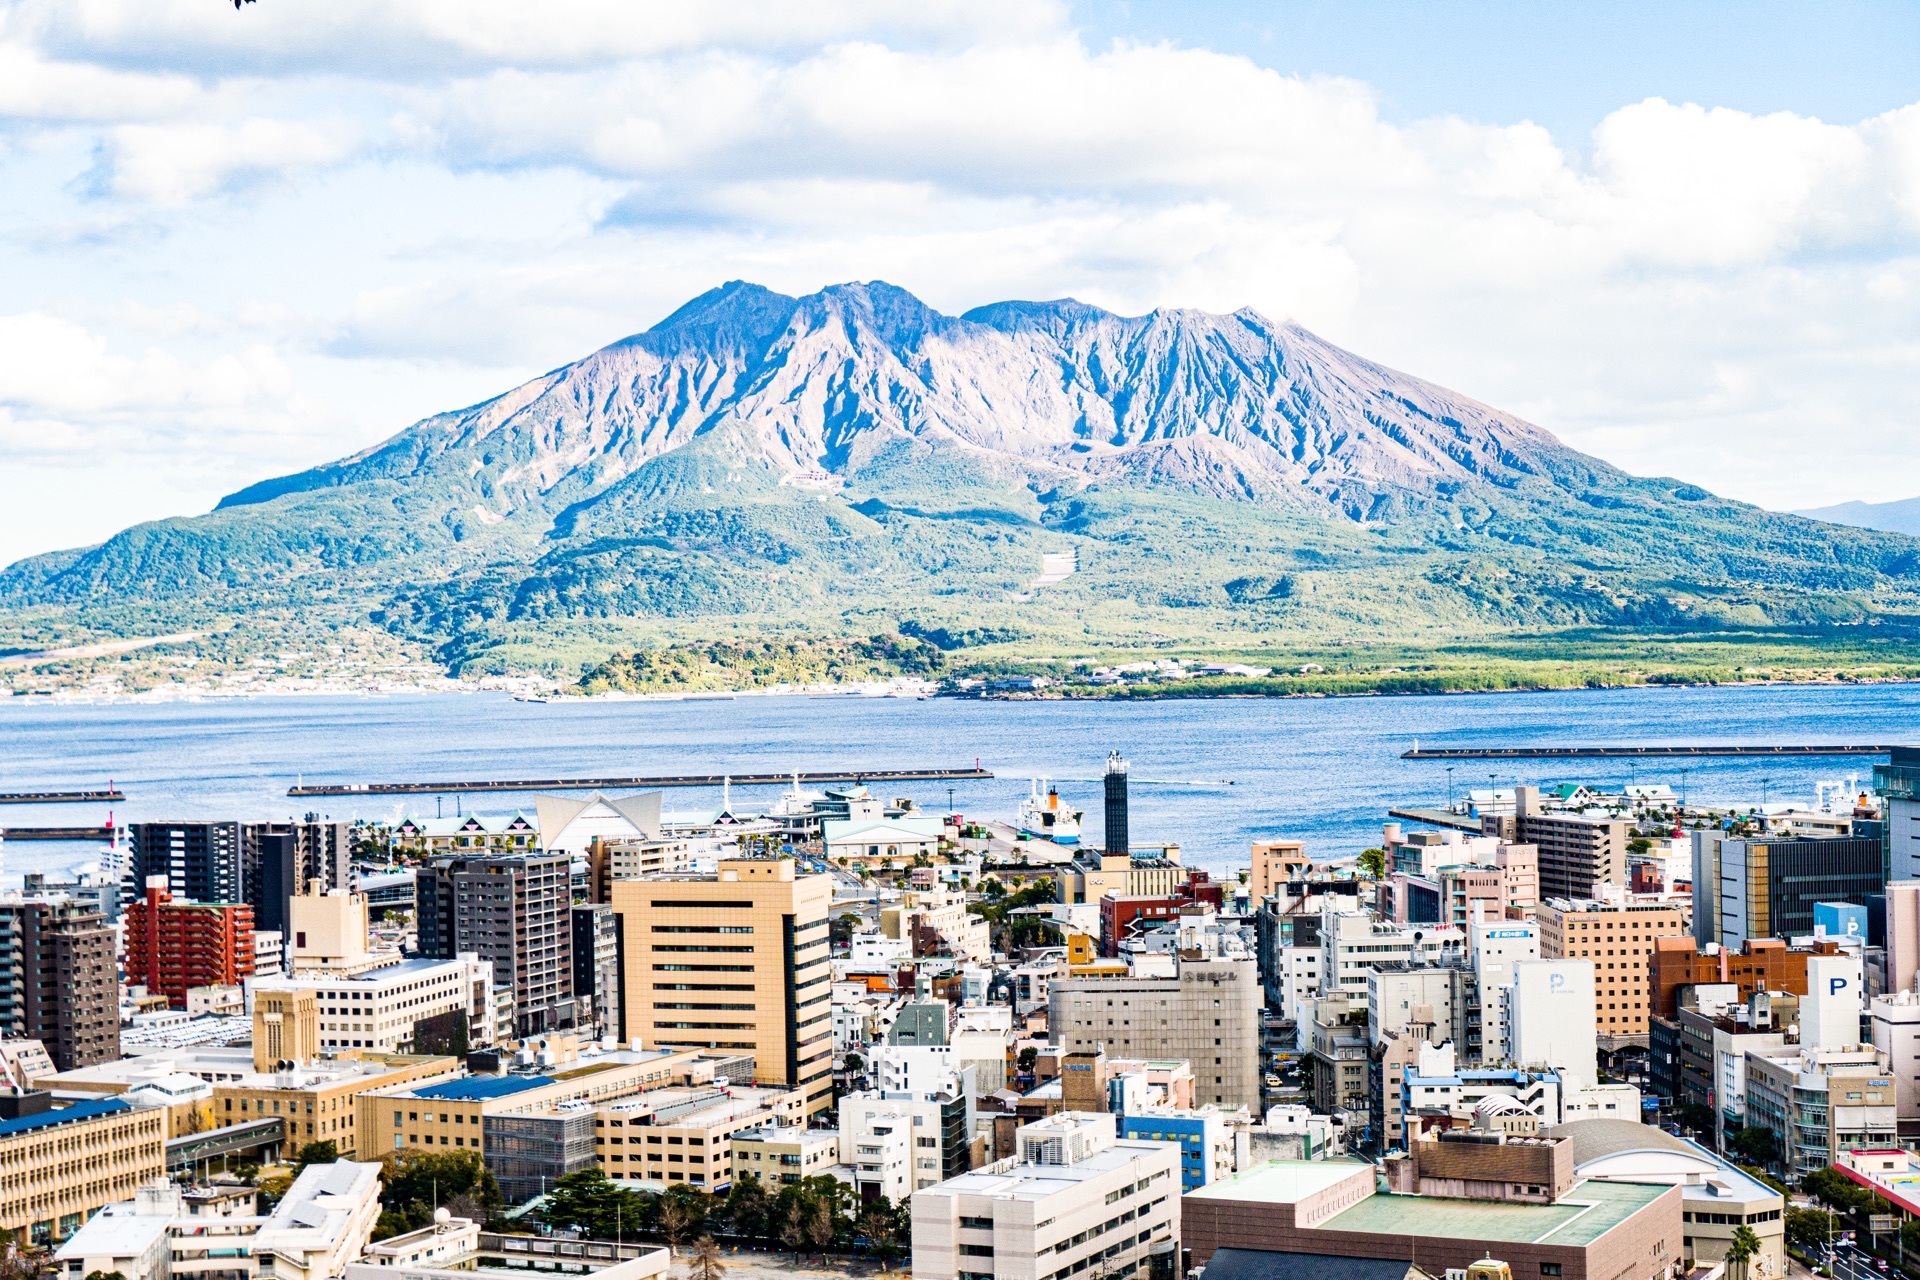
[[417, 853, 576, 1038], [254, 832, 298, 939], [570, 903, 622, 1042], [243, 819, 353, 898], [125, 821, 243, 905], [1104, 750, 1129, 856], [0, 900, 119, 1072]]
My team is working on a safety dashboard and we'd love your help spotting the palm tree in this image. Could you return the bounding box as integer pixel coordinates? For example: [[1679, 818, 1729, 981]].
[[1725, 1223, 1761, 1280]]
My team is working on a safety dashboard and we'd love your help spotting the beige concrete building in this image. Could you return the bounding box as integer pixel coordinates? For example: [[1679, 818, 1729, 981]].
[[255, 988, 322, 1071], [1537, 897, 1688, 1039], [587, 1082, 807, 1190], [911, 1111, 1180, 1280], [1056, 849, 1186, 904], [611, 857, 834, 1115], [1249, 840, 1308, 903], [357, 1044, 708, 1159], [0, 1096, 167, 1244], [1505, 788, 1632, 899], [214, 1053, 461, 1157], [882, 889, 991, 963], [731, 1123, 841, 1187], [251, 954, 497, 1057], [288, 887, 398, 975], [1048, 958, 1261, 1110]]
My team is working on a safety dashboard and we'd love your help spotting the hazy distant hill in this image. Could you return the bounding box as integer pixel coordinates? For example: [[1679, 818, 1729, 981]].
[[6, 280, 1919, 674], [1795, 497, 1920, 538]]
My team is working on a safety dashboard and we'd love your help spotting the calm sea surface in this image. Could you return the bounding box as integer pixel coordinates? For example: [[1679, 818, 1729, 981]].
[[2, 683, 1918, 886]]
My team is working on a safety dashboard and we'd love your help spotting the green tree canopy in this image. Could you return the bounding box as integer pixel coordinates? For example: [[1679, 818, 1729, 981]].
[[541, 1169, 651, 1241]]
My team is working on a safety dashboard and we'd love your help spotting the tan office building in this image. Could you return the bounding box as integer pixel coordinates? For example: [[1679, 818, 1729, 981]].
[[611, 857, 834, 1115], [1250, 840, 1308, 902], [1537, 898, 1688, 1039], [359, 1044, 707, 1158], [0, 1097, 167, 1243], [215, 1053, 460, 1157]]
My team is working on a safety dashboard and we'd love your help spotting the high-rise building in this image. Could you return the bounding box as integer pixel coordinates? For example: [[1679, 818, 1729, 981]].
[[1703, 834, 1883, 945], [415, 853, 576, 1039], [0, 900, 120, 1072], [1876, 747, 1920, 881], [243, 819, 354, 899], [253, 832, 298, 940], [1504, 958, 1598, 1089], [123, 878, 257, 1007], [1535, 898, 1687, 1040], [570, 903, 622, 1041], [124, 821, 243, 905], [1048, 956, 1261, 1110], [1510, 788, 1630, 899], [609, 856, 833, 1114], [1104, 751, 1129, 855]]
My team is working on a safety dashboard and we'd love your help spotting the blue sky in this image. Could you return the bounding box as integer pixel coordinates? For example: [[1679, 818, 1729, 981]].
[[3, 0, 1920, 565], [1076, 1, 1920, 138]]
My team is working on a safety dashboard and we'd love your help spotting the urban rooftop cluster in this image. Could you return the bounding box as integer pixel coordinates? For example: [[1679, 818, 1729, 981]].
[[4, 747, 1920, 1280]]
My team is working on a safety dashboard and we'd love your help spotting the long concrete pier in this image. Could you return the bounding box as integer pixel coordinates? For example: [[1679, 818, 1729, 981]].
[[0, 826, 113, 841], [1402, 744, 1900, 760], [0, 789, 125, 804], [289, 766, 994, 797]]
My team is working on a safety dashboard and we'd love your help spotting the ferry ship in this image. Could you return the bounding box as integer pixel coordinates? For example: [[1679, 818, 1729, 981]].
[[1018, 780, 1083, 844]]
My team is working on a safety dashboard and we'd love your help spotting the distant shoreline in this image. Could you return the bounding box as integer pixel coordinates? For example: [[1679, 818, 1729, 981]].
[[8, 668, 1919, 708]]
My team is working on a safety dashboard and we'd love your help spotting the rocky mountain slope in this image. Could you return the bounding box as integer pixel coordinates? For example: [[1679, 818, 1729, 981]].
[[6, 280, 1918, 674]]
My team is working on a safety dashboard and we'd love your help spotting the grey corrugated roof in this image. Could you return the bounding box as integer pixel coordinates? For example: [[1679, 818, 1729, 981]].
[[1545, 1118, 1692, 1167]]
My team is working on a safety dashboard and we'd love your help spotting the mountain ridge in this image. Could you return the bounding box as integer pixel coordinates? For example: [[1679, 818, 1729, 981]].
[[6, 279, 1919, 675]]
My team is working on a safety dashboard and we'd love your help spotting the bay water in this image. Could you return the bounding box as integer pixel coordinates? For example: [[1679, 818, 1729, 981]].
[[3, 682, 1918, 886]]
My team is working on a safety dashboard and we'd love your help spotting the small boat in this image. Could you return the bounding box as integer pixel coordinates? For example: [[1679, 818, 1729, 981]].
[[1017, 780, 1082, 845]]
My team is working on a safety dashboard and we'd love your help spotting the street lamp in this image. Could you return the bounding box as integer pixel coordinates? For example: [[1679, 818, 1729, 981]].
[[1446, 766, 1455, 811]]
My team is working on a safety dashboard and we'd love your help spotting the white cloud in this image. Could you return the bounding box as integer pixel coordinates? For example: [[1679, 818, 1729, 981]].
[[94, 117, 349, 203], [3, 0, 1920, 566], [0, 311, 313, 455]]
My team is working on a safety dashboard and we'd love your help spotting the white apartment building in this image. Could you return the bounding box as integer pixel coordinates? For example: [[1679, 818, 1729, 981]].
[[249, 955, 496, 1054], [841, 1082, 974, 1194], [911, 1112, 1180, 1280], [1319, 912, 1465, 1002], [60, 1161, 384, 1280], [834, 987, 901, 1057], [843, 1112, 914, 1203], [1870, 989, 1920, 1124], [1274, 946, 1320, 1022], [1470, 917, 1540, 1065]]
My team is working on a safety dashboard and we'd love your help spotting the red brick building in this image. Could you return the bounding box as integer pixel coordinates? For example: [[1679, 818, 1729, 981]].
[[124, 877, 256, 1007], [1099, 873, 1229, 955]]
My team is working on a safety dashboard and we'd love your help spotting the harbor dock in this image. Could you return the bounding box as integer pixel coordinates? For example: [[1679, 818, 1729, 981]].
[[289, 765, 994, 797], [1402, 744, 1899, 760]]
